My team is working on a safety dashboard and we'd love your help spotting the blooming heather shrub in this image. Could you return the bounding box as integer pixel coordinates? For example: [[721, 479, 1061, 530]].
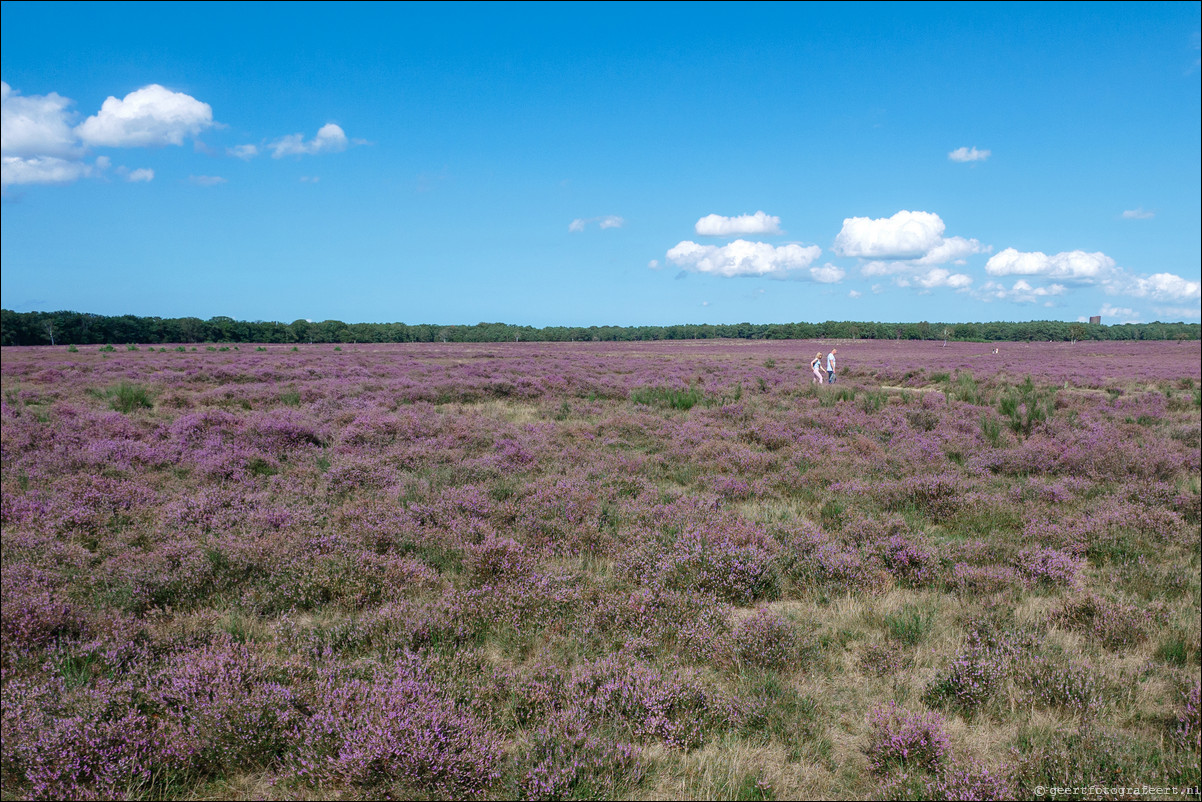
[[880, 756, 1015, 801], [1, 677, 164, 801], [0, 565, 87, 649], [516, 711, 646, 801], [1054, 593, 1157, 649], [618, 526, 781, 604], [1019, 654, 1106, 716], [464, 535, 537, 584], [290, 654, 504, 797], [1017, 547, 1084, 587], [147, 640, 303, 774], [732, 608, 804, 670], [875, 533, 940, 587], [865, 702, 950, 774], [923, 645, 1008, 715], [568, 656, 737, 750]]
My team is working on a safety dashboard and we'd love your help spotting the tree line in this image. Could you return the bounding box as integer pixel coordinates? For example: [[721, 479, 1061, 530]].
[[2, 309, 1198, 347]]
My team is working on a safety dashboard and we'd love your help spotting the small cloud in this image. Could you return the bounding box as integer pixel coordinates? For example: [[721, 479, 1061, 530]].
[[985, 248, 1116, 281], [974, 279, 1068, 304], [189, 174, 226, 186], [809, 264, 846, 284], [269, 123, 349, 158], [2, 155, 92, 188], [647, 259, 660, 269], [848, 290, 862, 299], [665, 239, 823, 279], [834, 210, 947, 260], [1121, 208, 1154, 220], [948, 146, 990, 163], [76, 84, 214, 148], [228, 144, 258, 160], [694, 211, 782, 236], [125, 167, 154, 182], [569, 215, 624, 232], [299, 175, 320, 183], [701, 301, 710, 307]]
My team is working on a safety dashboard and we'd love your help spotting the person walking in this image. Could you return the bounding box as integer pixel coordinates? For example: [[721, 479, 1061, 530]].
[[810, 352, 824, 384], [826, 348, 837, 383]]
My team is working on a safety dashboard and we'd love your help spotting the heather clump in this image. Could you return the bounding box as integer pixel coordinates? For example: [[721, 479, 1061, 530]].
[[515, 711, 646, 800], [1054, 592, 1160, 649], [288, 654, 504, 797], [865, 702, 950, 774], [731, 607, 806, 670]]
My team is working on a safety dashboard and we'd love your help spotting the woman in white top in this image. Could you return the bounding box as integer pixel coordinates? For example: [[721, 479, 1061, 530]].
[[811, 352, 824, 384]]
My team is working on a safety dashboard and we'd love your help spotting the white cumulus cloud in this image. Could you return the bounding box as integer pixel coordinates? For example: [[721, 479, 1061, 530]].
[[985, 248, 1117, 281], [694, 210, 782, 236], [911, 235, 988, 266], [75, 84, 213, 148], [665, 239, 823, 279], [1121, 208, 1154, 220], [1118, 272, 1201, 302], [834, 210, 947, 260], [1, 155, 92, 187], [948, 146, 990, 163], [975, 279, 1067, 304], [125, 167, 154, 182], [269, 123, 348, 158], [1, 81, 81, 159]]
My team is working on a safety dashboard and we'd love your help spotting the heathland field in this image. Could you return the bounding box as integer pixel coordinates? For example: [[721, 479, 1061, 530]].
[[1, 339, 1199, 801]]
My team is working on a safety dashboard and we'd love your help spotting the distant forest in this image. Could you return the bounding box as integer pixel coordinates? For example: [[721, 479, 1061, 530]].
[[2, 309, 1199, 346]]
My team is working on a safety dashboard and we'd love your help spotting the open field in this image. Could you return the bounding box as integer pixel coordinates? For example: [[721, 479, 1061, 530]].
[[2, 339, 1200, 800]]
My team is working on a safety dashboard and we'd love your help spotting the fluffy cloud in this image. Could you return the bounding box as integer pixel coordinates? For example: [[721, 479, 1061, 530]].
[[1, 155, 92, 187], [1, 81, 80, 158], [985, 248, 1117, 281], [665, 239, 824, 279], [948, 146, 990, 162], [569, 215, 624, 232], [911, 236, 988, 266], [75, 85, 213, 147], [1121, 208, 1154, 220], [975, 279, 1067, 304], [809, 263, 846, 284], [1119, 272, 1201, 302], [694, 211, 782, 236], [985, 247, 1200, 302], [270, 123, 348, 158], [834, 210, 947, 260]]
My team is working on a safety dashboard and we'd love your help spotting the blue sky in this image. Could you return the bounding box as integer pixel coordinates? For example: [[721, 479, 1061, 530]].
[[2, 1, 1199, 327]]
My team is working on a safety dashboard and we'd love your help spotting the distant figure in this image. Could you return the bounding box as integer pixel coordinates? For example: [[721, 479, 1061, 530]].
[[992, 347, 999, 355], [810, 352, 824, 384], [826, 348, 837, 383]]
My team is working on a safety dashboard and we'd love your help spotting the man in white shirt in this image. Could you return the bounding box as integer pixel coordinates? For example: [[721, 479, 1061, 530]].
[[826, 349, 837, 383]]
